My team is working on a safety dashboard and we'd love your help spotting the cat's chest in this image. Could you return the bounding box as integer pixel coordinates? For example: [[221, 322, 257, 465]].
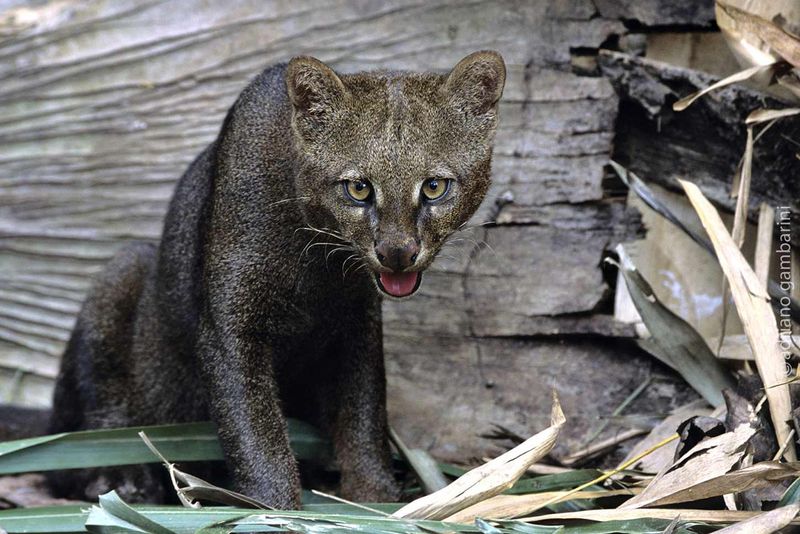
[[269, 276, 371, 374], [268, 254, 372, 329]]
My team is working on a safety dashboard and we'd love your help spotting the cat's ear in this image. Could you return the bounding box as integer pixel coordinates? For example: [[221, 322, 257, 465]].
[[286, 56, 347, 122], [442, 51, 506, 115]]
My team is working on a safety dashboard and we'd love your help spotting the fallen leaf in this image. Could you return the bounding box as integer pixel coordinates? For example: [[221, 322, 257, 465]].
[[392, 391, 565, 520], [445, 489, 636, 523], [620, 424, 755, 509], [672, 63, 777, 112], [613, 245, 735, 407], [713, 503, 800, 533], [620, 399, 712, 474], [716, 1, 800, 68], [681, 180, 796, 462], [521, 508, 800, 526], [389, 427, 449, 495], [746, 108, 800, 125]]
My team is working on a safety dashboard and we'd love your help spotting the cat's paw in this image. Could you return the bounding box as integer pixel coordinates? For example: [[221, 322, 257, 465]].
[[238, 472, 302, 510], [340, 470, 401, 503], [84, 466, 165, 503]]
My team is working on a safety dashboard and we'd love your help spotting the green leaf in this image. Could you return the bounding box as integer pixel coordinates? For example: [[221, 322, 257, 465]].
[[86, 491, 176, 534], [475, 518, 506, 534], [0, 505, 89, 534], [390, 427, 449, 494], [477, 519, 563, 533], [0, 503, 408, 534], [303, 503, 404, 515], [0, 504, 711, 534], [612, 245, 735, 407], [86, 506, 253, 534], [0, 433, 63, 456], [560, 518, 697, 533], [138, 430, 272, 509], [504, 470, 602, 495], [0, 419, 329, 475], [0, 506, 237, 534], [0, 505, 487, 534], [488, 518, 700, 533], [439, 463, 469, 478], [226, 511, 482, 533], [778, 476, 800, 506]]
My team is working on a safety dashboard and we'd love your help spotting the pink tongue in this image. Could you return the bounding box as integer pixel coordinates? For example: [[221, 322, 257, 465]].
[[379, 272, 419, 297]]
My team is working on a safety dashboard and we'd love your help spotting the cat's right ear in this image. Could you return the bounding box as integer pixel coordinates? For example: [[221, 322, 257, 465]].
[[286, 56, 347, 128], [442, 50, 506, 116]]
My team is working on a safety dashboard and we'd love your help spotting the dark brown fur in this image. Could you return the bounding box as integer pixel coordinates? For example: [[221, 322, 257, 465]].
[[48, 51, 505, 507]]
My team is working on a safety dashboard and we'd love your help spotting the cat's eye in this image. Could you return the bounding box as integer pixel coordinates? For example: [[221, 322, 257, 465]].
[[421, 178, 451, 201], [344, 179, 372, 202]]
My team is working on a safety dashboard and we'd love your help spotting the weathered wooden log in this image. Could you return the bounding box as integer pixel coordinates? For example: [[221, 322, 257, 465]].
[[599, 50, 800, 247], [593, 0, 716, 27]]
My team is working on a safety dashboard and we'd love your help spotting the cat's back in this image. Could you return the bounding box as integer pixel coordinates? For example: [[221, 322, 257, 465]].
[[220, 62, 293, 160]]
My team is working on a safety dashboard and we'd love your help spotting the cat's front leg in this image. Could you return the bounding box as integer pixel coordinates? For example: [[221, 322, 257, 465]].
[[197, 316, 302, 509], [329, 301, 401, 503]]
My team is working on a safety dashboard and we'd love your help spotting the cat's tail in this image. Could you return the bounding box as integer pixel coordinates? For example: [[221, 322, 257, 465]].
[[0, 405, 51, 441]]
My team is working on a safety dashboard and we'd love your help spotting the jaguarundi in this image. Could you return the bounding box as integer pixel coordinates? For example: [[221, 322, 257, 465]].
[[46, 50, 506, 508]]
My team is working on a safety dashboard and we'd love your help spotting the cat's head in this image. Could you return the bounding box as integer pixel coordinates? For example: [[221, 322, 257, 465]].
[[287, 51, 505, 298]]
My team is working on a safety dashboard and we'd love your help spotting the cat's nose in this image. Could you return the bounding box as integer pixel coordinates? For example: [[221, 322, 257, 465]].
[[375, 239, 419, 271]]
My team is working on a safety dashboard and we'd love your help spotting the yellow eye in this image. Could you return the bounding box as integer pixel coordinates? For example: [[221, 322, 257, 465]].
[[421, 178, 450, 201], [345, 180, 372, 202]]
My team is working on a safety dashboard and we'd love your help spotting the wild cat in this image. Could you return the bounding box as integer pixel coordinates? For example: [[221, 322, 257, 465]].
[[48, 51, 506, 507]]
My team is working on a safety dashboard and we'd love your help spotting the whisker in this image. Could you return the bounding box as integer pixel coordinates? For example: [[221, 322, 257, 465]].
[[297, 239, 316, 265], [326, 245, 354, 262], [448, 235, 483, 250], [265, 196, 311, 210], [297, 234, 328, 265], [342, 254, 365, 278], [295, 225, 345, 242], [341, 255, 356, 278], [479, 240, 496, 255], [306, 241, 347, 251], [436, 253, 462, 264], [293, 225, 348, 266], [457, 220, 495, 232], [352, 262, 370, 276], [443, 233, 496, 258], [439, 250, 465, 260]]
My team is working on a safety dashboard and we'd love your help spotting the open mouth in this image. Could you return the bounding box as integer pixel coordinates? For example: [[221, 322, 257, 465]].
[[375, 271, 422, 298]]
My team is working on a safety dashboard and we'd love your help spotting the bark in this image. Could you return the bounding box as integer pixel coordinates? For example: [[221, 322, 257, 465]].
[[599, 50, 800, 247]]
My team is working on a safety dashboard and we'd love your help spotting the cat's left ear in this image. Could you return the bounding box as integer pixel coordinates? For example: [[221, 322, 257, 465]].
[[442, 51, 506, 115], [286, 56, 347, 125]]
